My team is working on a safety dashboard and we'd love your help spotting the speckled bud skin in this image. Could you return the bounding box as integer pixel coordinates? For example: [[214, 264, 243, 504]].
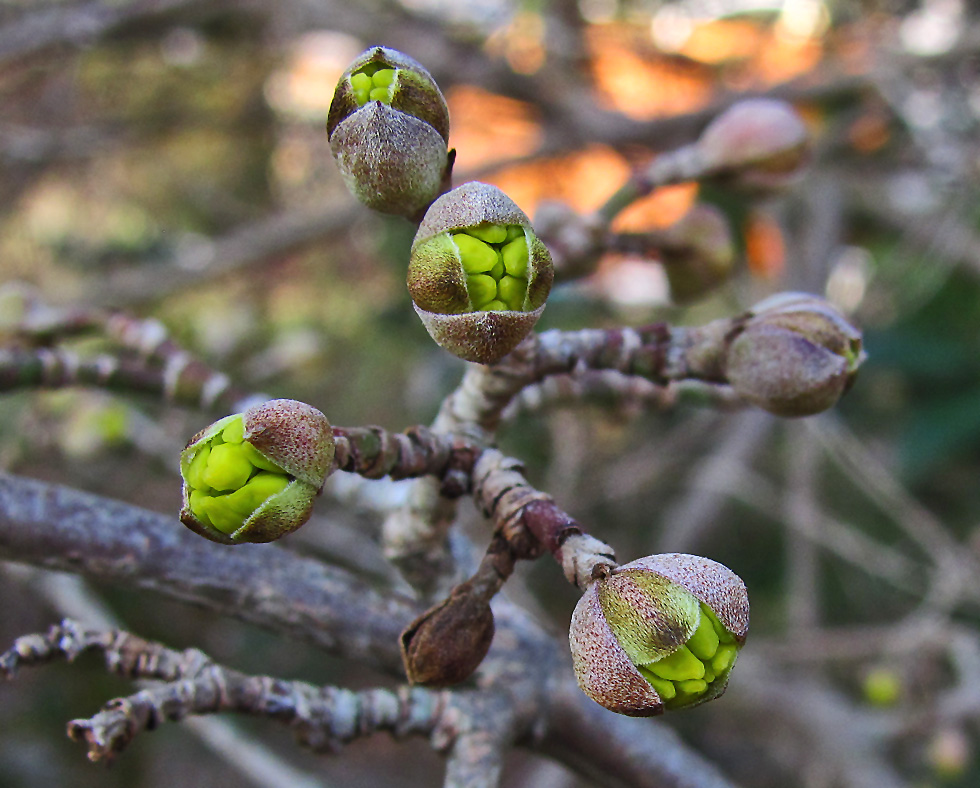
[[698, 99, 809, 189], [241, 398, 334, 487], [179, 399, 334, 544], [726, 293, 864, 417], [408, 182, 554, 364], [569, 553, 749, 717], [327, 47, 451, 217]]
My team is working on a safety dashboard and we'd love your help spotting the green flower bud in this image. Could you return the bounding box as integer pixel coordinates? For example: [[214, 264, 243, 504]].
[[697, 99, 809, 191], [179, 399, 334, 544], [407, 182, 554, 364], [327, 47, 451, 218], [569, 553, 749, 717], [726, 292, 865, 417]]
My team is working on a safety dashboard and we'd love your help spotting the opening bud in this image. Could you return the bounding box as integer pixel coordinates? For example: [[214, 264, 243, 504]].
[[697, 99, 810, 191], [327, 47, 451, 218], [726, 292, 865, 417], [408, 181, 554, 364], [569, 553, 748, 717], [179, 399, 334, 544]]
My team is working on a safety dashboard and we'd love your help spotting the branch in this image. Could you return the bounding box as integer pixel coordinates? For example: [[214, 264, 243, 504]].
[[1, 619, 444, 763], [0, 472, 417, 673]]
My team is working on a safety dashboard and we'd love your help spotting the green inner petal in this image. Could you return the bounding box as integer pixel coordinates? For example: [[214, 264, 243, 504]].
[[183, 416, 293, 535], [630, 602, 741, 710], [350, 63, 398, 106], [449, 225, 534, 314]]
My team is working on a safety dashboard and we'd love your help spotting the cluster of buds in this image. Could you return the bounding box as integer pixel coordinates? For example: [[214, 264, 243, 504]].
[[570, 554, 748, 716], [725, 292, 865, 417], [408, 182, 554, 363], [327, 47, 452, 218], [180, 399, 334, 544]]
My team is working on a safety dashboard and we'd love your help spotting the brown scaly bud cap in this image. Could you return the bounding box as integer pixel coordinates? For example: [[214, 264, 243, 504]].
[[697, 99, 810, 190], [327, 47, 451, 218], [408, 182, 554, 364], [725, 292, 865, 417], [400, 585, 495, 687], [179, 399, 334, 544], [569, 553, 748, 717]]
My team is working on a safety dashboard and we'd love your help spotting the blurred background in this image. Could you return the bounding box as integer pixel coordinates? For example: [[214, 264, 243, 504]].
[[2, 0, 980, 786]]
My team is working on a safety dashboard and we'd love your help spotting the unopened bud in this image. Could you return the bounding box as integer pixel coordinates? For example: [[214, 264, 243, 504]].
[[569, 553, 748, 717], [726, 292, 864, 417], [660, 204, 736, 303], [400, 584, 495, 687], [327, 47, 451, 217], [697, 99, 809, 191], [180, 399, 334, 544], [408, 182, 554, 364]]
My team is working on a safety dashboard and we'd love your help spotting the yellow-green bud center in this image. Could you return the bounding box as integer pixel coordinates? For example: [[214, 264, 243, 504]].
[[636, 603, 738, 709], [453, 224, 530, 312], [350, 64, 397, 107], [183, 415, 292, 535]]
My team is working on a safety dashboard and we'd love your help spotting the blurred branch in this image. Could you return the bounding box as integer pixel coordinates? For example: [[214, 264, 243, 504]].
[[0, 0, 215, 67], [88, 205, 362, 307]]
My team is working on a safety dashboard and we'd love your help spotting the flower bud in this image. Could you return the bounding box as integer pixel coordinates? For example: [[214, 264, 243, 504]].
[[569, 553, 748, 717], [327, 47, 451, 217], [697, 99, 809, 190], [725, 292, 864, 417], [179, 399, 334, 544], [660, 204, 736, 303], [408, 181, 554, 364], [400, 585, 495, 687]]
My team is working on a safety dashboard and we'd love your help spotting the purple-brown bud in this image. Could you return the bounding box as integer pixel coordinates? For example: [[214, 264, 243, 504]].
[[179, 399, 334, 544], [569, 553, 748, 717], [660, 204, 736, 303], [408, 181, 554, 364], [697, 99, 809, 191], [327, 47, 451, 217], [725, 292, 865, 417], [400, 584, 495, 687]]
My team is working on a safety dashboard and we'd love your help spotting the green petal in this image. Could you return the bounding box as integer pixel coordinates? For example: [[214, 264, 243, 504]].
[[501, 236, 528, 277], [184, 445, 212, 492], [646, 645, 705, 682], [221, 416, 245, 444], [482, 299, 508, 311], [454, 234, 499, 274], [467, 224, 508, 244], [202, 443, 253, 492], [350, 72, 372, 92], [711, 643, 738, 674], [466, 274, 498, 308], [498, 275, 527, 311], [638, 667, 676, 700], [371, 68, 396, 87], [686, 608, 720, 660]]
